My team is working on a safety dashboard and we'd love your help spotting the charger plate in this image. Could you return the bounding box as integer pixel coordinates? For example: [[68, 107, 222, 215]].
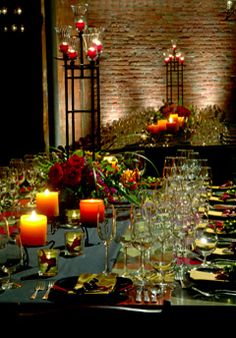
[[48, 274, 133, 304]]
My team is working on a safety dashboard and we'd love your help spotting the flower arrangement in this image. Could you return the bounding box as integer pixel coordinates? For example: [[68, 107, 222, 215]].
[[159, 102, 191, 118], [40, 147, 160, 209]]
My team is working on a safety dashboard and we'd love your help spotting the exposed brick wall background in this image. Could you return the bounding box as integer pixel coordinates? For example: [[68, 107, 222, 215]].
[[55, 0, 236, 145]]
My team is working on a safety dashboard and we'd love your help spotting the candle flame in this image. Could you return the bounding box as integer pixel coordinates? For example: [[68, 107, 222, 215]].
[[31, 210, 37, 219]]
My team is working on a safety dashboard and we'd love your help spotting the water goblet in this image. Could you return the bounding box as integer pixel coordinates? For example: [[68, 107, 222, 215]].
[[97, 205, 116, 275]]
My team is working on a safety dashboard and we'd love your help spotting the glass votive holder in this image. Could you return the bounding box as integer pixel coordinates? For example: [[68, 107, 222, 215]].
[[38, 248, 60, 277], [66, 209, 80, 225], [64, 229, 85, 256]]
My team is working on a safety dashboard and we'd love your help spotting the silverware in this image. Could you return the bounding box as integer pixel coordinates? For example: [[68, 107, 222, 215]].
[[30, 281, 45, 300], [192, 286, 236, 298], [42, 281, 54, 300], [143, 288, 150, 303], [135, 287, 142, 303], [150, 287, 160, 303]]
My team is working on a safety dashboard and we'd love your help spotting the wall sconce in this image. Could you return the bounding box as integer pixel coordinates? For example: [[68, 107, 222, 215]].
[[225, 0, 236, 20]]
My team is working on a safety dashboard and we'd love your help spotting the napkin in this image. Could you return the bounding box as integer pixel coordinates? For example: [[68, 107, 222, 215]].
[[190, 269, 220, 281], [73, 273, 117, 295]]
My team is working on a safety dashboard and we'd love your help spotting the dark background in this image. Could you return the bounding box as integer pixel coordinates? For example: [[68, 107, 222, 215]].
[[0, 0, 45, 165]]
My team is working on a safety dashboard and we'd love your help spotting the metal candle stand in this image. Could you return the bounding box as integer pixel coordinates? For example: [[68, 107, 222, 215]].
[[164, 44, 185, 105], [57, 31, 101, 158]]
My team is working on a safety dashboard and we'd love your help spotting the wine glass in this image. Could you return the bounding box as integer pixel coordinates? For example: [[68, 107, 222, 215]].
[[114, 205, 134, 277], [130, 207, 153, 283], [97, 205, 116, 275], [0, 217, 23, 289], [193, 227, 218, 267], [150, 238, 175, 295]]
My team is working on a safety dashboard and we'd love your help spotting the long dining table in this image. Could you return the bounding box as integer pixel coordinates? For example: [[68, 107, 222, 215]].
[[1, 204, 236, 334]]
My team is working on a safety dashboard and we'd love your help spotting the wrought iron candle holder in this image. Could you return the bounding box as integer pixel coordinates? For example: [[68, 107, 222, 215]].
[[55, 3, 103, 158], [164, 40, 185, 105]]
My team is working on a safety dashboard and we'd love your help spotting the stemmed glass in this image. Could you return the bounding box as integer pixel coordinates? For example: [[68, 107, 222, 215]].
[[130, 206, 153, 282], [114, 205, 134, 277], [97, 205, 116, 274], [150, 237, 175, 294], [193, 227, 218, 267], [0, 217, 24, 289]]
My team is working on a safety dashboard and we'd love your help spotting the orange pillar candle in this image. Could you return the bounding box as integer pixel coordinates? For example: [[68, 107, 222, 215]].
[[20, 211, 47, 246], [80, 199, 105, 227], [157, 119, 167, 131], [36, 190, 59, 217]]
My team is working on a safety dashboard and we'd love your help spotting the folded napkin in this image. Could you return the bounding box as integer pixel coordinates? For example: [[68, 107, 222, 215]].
[[190, 269, 220, 281], [73, 273, 117, 295]]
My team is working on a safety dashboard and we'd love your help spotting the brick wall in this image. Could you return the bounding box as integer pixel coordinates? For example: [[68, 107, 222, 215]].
[[55, 0, 236, 145]]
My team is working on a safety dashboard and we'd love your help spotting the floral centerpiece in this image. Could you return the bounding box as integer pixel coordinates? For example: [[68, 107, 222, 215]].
[[147, 101, 191, 136], [39, 147, 160, 211]]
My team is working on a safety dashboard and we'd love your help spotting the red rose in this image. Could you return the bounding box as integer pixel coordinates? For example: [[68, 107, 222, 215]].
[[48, 163, 64, 187], [67, 154, 85, 168], [62, 166, 83, 187]]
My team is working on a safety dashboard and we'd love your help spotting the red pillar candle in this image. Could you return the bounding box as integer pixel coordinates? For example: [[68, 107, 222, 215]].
[[36, 190, 59, 217], [80, 199, 105, 227], [166, 117, 177, 133], [20, 211, 47, 246]]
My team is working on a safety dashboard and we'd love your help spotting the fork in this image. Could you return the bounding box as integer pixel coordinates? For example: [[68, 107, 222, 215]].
[[42, 281, 54, 300], [30, 281, 45, 300], [191, 286, 236, 298]]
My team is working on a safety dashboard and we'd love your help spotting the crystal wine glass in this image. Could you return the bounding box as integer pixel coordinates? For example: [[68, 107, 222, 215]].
[[97, 205, 116, 275], [193, 227, 218, 267]]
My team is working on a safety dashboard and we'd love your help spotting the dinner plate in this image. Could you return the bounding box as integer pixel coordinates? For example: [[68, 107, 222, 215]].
[[188, 266, 236, 291], [48, 275, 133, 303]]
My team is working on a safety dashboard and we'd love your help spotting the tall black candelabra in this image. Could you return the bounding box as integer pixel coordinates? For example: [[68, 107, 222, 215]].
[[55, 3, 102, 158], [164, 41, 185, 105]]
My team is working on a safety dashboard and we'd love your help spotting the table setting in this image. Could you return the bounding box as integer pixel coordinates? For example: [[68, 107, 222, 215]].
[[1, 148, 236, 322]]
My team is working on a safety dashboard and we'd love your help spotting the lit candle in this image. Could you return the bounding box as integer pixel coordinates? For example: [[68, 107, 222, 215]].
[[178, 116, 185, 128], [80, 199, 105, 227], [20, 211, 47, 246], [92, 39, 103, 53], [59, 42, 69, 54], [157, 119, 167, 132], [169, 114, 180, 131], [166, 117, 177, 133], [76, 19, 86, 31], [87, 47, 97, 60], [36, 190, 59, 217], [147, 124, 160, 134], [169, 113, 179, 122], [68, 48, 78, 60]]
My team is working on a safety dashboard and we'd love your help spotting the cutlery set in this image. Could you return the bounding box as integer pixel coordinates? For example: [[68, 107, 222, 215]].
[[30, 281, 54, 300], [135, 286, 161, 303]]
